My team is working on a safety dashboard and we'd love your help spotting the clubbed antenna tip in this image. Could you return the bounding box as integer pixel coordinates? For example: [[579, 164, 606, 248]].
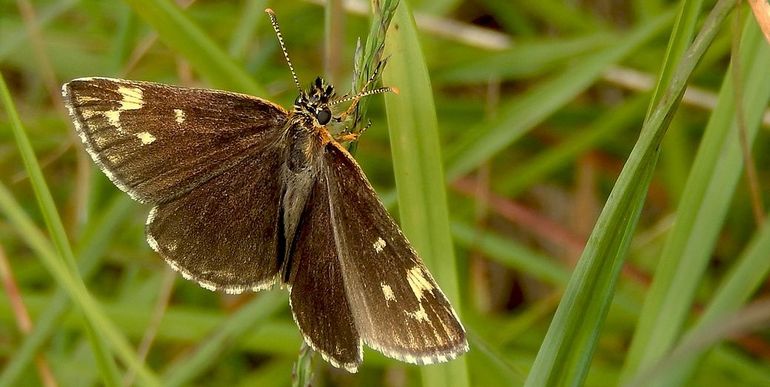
[[265, 8, 302, 92]]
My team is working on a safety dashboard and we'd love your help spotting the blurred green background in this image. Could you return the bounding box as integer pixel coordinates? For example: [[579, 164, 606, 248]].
[[2, 0, 770, 386]]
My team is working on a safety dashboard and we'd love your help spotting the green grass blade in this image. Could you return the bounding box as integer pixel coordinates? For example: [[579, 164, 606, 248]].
[[0, 73, 121, 386], [444, 9, 675, 180], [496, 94, 649, 196], [638, 209, 770, 386], [621, 14, 770, 384], [0, 73, 161, 387], [0, 196, 134, 387], [433, 34, 613, 84], [645, 0, 706, 112], [163, 291, 285, 387], [452, 222, 569, 286], [382, 2, 469, 386], [523, 1, 737, 385], [121, 0, 265, 95], [227, 0, 269, 60]]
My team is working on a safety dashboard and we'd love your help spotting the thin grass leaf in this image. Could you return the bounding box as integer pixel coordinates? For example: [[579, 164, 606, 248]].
[[121, 0, 265, 95], [0, 0, 77, 60], [444, 9, 675, 180], [524, 1, 738, 385], [708, 346, 770, 385], [382, 2, 469, 386], [0, 196, 134, 387], [292, 343, 313, 387], [0, 74, 161, 387], [646, 208, 770, 386], [496, 94, 649, 196], [621, 16, 770, 385], [228, 0, 269, 60], [452, 222, 569, 286], [646, 0, 707, 112], [638, 0, 705, 208], [511, 0, 607, 33], [433, 34, 613, 84], [0, 72, 122, 386], [162, 291, 285, 387]]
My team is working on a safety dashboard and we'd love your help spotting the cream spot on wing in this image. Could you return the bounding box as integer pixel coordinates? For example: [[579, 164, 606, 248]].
[[106, 153, 122, 164], [407, 304, 430, 322], [136, 132, 156, 145], [381, 282, 396, 303], [373, 237, 386, 253], [100, 86, 144, 131], [92, 135, 109, 148], [406, 266, 434, 300], [117, 86, 144, 110], [76, 95, 100, 104], [174, 108, 185, 124], [80, 110, 99, 120], [104, 110, 121, 128]]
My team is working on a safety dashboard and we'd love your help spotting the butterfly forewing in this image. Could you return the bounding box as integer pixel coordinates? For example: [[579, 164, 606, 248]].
[[322, 143, 468, 364], [287, 171, 362, 372], [62, 77, 288, 203], [64, 77, 289, 293]]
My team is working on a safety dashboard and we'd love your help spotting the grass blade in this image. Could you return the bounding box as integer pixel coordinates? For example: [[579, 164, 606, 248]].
[[0, 196, 134, 387], [523, 1, 737, 385], [621, 14, 770, 384], [162, 291, 285, 387], [639, 208, 770, 386], [444, 8, 675, 180], [382, 2, 469, 386], [0, 73, 161, 386], [121, 0, 265, 95]]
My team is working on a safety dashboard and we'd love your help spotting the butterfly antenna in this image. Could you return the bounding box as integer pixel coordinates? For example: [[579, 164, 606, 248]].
[[330, 86, 398, 106], [330, 59, 396, 106], [265, 9, 302, 92]]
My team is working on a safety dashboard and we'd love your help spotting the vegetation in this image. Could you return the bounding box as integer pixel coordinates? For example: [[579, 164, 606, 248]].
[[1, 0, 770, 386]]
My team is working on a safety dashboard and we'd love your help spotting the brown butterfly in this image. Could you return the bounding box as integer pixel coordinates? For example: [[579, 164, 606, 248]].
[[61, 8, 467, 372]]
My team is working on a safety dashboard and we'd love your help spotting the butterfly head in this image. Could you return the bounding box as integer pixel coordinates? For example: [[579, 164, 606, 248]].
[[294, 77, 336, 126]]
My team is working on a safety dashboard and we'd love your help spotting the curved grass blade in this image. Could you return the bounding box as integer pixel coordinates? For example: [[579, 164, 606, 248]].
[[444, 9, 675, 180], [621, 14, 770, 385], [121, 0, 265, 95], [638, 208, 770, 386], [382, 2, 469, 386], [0, 73, 161, 387], [0, 196, 134, 387], [162, 291, 284, 387], [523, 1, 738, 385]]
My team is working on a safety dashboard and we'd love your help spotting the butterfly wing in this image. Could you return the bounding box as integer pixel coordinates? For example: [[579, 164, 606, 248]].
[[322, 142, 468, 364], [64, 77, 289, 292], [286, 170, 362, 372], [62, 77, 288, 203], [145, 147, 284, 293]]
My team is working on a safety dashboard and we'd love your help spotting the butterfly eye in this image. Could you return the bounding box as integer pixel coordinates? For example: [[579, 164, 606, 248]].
[[316, 107, 332, 125]]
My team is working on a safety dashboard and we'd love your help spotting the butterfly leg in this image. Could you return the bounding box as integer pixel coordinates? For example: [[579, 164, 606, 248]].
[[334, 120, 372, 143]]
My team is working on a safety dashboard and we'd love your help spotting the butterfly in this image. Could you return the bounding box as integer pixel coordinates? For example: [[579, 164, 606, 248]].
[[61, 8, 467, 372]]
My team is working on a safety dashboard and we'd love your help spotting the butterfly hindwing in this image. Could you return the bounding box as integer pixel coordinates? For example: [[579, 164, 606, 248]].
[[287, 170, 362, 372], [322, 143, 468, 364], [62, 77, 288, 203], [146, 143, 285, 293]]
